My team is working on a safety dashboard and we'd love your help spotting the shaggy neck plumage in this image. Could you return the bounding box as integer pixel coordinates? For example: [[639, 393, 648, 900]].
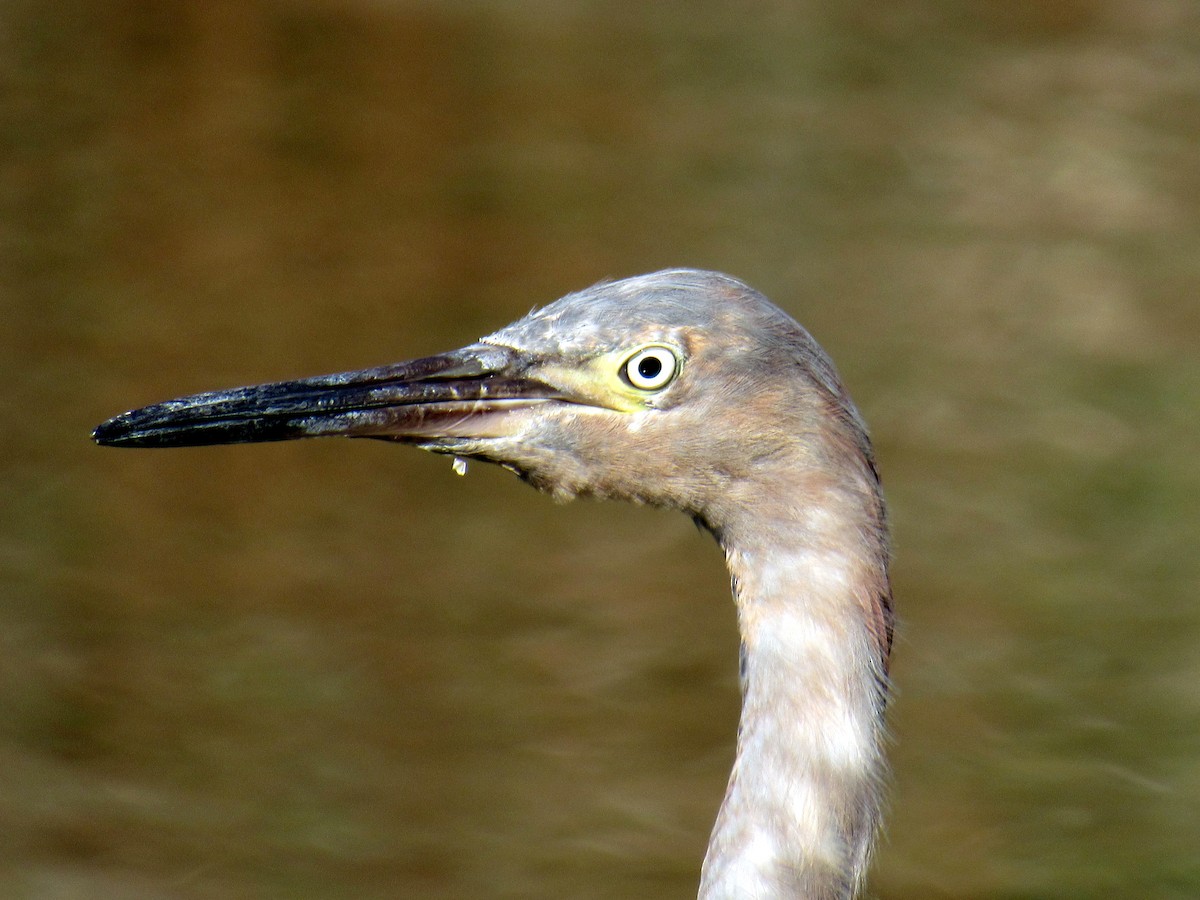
[[698, 474, 891, 900]]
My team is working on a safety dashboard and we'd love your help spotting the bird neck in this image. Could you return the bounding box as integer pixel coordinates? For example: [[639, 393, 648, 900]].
[[699, 485, 890, 900]]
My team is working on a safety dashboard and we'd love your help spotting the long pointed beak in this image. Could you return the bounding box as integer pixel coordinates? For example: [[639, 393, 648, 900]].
[[93, 343, 560, 449]]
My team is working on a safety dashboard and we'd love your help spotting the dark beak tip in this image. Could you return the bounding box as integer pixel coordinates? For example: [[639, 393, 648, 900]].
[[92, 418, 120, 446], [93, 429, 132, 448], [93, 412, 176, 448]]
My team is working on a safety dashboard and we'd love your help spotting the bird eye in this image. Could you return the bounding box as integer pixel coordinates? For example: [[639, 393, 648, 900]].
[[622, 345, 679, 391]]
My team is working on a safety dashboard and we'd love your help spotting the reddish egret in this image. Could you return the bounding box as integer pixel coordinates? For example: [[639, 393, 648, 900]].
[[95, 269, 893, 898]]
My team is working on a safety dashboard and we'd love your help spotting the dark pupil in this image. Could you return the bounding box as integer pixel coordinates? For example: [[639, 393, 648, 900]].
[[637, 356, 663, 380]]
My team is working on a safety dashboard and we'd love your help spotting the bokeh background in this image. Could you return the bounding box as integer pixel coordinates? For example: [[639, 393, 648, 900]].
[[4, 1, 1198, 897]]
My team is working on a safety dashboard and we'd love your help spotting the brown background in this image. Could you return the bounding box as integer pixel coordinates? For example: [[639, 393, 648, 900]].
[[3, 2, 1198, 897]]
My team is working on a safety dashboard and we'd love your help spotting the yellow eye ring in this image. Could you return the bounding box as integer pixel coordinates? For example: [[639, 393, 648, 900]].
[[622, 346, 679, 391]]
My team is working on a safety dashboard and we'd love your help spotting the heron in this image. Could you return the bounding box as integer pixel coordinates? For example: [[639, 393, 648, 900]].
[[94, 269, 893, 899]]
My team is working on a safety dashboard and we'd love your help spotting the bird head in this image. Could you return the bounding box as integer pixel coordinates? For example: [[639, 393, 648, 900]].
[[94, 269, 873, 526]]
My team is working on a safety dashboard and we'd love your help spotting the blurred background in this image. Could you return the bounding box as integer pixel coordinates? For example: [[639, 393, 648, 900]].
[[3, 1, 1199, 897]]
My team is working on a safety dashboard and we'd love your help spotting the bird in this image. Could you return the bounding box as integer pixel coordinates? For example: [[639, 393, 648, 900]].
[[94, 268, 893, 899]]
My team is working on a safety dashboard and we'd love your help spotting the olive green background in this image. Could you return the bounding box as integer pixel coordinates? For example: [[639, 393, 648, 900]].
[[3, 2, 1198, 897]]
